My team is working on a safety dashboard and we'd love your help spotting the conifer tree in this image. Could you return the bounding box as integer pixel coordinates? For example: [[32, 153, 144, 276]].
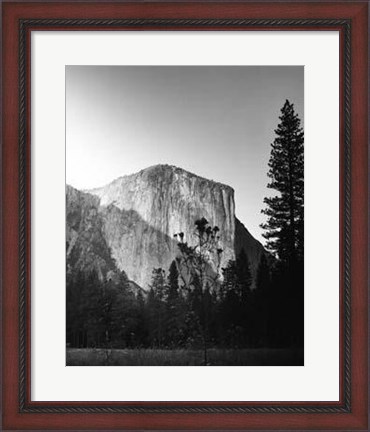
[[132, 290, 148, 347], [261, 100, 304, 264], [167, 260, 179, 303], [147, 268, 167, 347], [235, 249, 252, 302], [165, 260, 181, 346]]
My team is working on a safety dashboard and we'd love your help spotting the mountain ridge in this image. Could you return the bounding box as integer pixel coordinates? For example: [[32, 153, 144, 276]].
[[86, 164, 235, 196]]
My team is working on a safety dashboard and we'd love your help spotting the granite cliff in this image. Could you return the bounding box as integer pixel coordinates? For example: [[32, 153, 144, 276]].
[[67, 164, 266, 289]]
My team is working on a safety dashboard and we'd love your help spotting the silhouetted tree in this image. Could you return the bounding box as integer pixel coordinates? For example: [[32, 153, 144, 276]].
[[261, 99, 304, 348], [174, 218, 223, 364], [147, 268, 167, 347], [261, 99, 304, 265], [165, 260, 182, 346], [130, 290, 148, 347]]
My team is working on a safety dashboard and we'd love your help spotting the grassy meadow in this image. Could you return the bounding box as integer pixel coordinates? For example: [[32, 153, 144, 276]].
[[66, 347, 303, 366]]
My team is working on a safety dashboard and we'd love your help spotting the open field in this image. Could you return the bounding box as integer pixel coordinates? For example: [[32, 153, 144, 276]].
[[66, 347, 304, 366]]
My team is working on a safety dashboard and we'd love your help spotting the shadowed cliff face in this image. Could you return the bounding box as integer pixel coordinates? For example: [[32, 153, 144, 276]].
[[235, 218, 266, 277], [67, 164, 266, 289], [66, 186, 117, 280]]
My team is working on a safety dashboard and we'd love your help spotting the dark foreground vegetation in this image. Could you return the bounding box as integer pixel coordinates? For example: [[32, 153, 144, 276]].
[[67, 347, 304, 366], [67, 246, 303, 355]]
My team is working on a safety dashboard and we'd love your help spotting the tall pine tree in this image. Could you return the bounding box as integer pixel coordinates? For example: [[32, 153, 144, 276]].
[[261, 99, 304, 265]]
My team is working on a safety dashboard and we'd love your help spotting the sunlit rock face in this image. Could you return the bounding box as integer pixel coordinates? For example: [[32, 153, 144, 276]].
[[67, 165, 266, 289]]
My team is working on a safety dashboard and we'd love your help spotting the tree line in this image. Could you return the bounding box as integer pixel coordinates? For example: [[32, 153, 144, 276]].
[[66, 247, 277, 351]]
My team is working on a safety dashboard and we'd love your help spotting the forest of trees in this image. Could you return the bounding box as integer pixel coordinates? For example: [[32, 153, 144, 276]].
[[67, 99, 304, 354], [66, 245, 275, 351]]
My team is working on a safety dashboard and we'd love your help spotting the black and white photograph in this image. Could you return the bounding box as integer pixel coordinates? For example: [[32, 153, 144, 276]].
[[66, 66, 304, 366]]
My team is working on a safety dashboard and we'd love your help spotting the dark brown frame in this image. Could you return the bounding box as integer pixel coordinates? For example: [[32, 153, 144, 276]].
[[2, 1, 368, 430]]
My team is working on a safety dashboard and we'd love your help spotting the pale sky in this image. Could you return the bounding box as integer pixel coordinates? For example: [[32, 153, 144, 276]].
[[66, 66, 303, 243]]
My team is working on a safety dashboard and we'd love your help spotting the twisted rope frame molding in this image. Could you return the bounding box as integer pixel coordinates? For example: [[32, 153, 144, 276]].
[[18, 18, 351, 414]]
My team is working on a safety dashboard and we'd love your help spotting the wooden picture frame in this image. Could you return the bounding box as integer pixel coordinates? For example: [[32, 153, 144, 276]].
[[2, 1, 368, 430]]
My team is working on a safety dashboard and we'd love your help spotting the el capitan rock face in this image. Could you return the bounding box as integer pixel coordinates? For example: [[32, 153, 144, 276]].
[[67, 165, 266, 289]]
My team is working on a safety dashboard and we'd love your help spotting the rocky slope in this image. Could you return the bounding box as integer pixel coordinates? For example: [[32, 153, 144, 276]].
[[67, 164, 266, 289], [66, 186, 116, 279]]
